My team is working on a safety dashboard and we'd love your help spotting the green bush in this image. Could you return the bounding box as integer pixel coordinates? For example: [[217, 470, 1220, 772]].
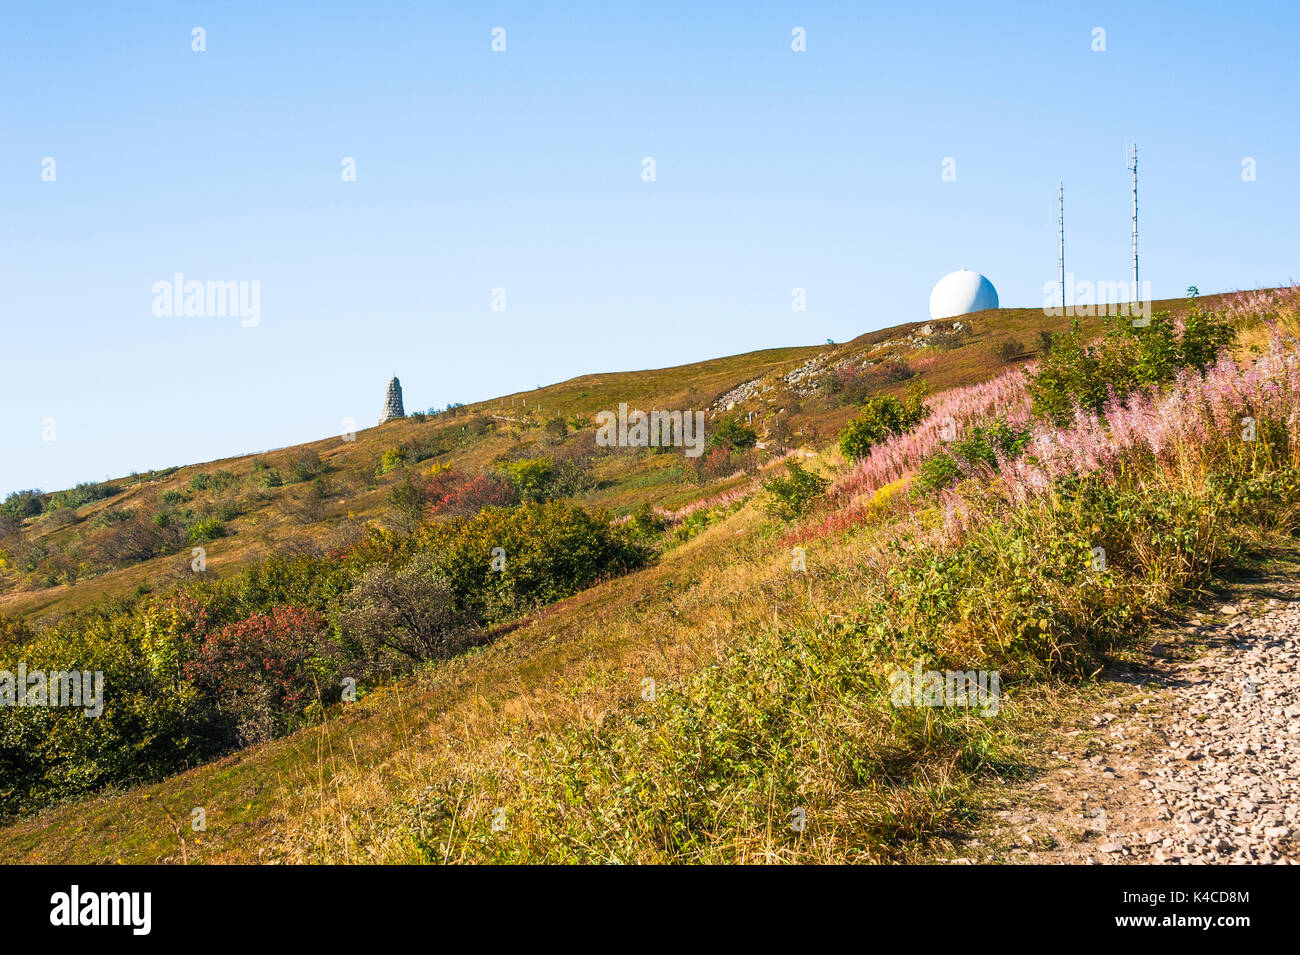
[[488, 454, 597, 501], [47, 482, 118, 512], [1027, 289, 1234, 426], [498, 457, 555, 502], [187, 516, 225, 543], [710, 417, 758, 451], [411, 500, 650, 623], [762, 461, 830, 519], [914, 421, 1032, 493], [1, 490, 44, 523], [838, 384, 931, 460], [376, 446, 408, 476], [0, 603, 217, 819]]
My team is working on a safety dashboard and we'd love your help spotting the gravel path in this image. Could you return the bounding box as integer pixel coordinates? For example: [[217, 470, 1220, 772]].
[[965, 579, 1300, 864]]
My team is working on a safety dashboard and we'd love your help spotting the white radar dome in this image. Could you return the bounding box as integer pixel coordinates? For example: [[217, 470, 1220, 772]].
[[928, 269, 998, 320]]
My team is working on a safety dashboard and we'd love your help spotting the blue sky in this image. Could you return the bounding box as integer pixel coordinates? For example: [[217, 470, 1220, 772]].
[[2, 0, 1297, 497]]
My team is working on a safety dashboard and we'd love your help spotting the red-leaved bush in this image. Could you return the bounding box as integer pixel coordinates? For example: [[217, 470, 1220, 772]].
[[426, 468, 516, 516], [184, 606, 337, 745]]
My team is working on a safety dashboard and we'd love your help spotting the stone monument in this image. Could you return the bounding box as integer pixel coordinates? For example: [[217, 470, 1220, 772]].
[[379, 376, 405, 424]]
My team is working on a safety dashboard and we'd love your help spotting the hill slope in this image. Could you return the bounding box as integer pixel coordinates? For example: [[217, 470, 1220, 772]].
[[0, 287, 1288, 864], [4, 293, 1226, 623]]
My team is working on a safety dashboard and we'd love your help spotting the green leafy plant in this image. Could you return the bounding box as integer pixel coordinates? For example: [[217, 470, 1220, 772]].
[[838, 383, 931, 460], [762, 461, 830, 519], [914, 421, 1032, 492], [376, 445, 408, 476], [709, 417, 758, 451], [1027, 289, 1234, 426]]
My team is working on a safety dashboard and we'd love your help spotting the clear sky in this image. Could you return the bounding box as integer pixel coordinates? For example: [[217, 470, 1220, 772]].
[[2, 0, 1297, 497]]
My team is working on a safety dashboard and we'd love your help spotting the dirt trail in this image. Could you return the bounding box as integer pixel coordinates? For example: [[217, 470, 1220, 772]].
[[962, 567, 1300, 864]]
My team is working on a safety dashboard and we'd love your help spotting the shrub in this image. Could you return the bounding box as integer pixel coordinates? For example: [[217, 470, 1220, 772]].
[[263, 469, 283, 488], [762, 461, 830, 519], [376, 445, 408, 476], [543, 415, 568, 442], [1, 490, 43, 523], [699, 445, 748, 481], [710, 417, 758, 451], [0, 495, 649, 816], [0, 613, 32, 650], [914, 421, 1032, 492], [388, 475, 427, 533], [187, 516, 225, 543], [994, 339, 1028, 363], [333, 556, 475, 671], [627, 502, 667, 539], [413, 500, 650, 622], [47, 482, 118, 512], [88, 511, 171, 564], [46, 507, 79, 528], [820, 358, 913, 405], [546, 454, 597, 498], [185, 606, 338, 745], [838, 384, 931, 460], [295, 478, 329, 524], [1027, 290, 1234, 426], [499, 457, 555, 502], [409, 433, 452, 463], [0, 609, 214, 819], [427, 469, 516, 516], [289, 450, 323, 483]]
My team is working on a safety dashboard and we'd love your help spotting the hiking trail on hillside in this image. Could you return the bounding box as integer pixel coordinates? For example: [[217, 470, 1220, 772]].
[[958, 567, 1300, 864]]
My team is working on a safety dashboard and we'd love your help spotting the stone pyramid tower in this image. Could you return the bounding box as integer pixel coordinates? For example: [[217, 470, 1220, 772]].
[[379, 376, 405, 424]]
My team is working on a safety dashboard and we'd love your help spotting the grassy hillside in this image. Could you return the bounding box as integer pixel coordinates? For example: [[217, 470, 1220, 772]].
[[0, 286, 1291, 863], [4, 291, 1242, 624]]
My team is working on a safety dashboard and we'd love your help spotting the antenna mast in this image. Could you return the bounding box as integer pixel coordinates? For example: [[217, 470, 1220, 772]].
[[1127, 143, 1139, 291], [1058, 182, 1065, 309]]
